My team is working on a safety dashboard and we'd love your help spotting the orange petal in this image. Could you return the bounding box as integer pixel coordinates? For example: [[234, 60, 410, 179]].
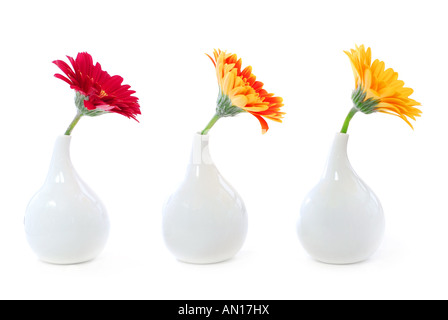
[[234, 58, 242, 73], [205, 53, 216, 67], [252, 114, 269, 134], [252, 81, 264, 91], [242, 66, 252, 79]]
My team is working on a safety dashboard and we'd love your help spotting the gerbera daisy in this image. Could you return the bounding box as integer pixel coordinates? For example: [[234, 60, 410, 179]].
[[201, 49, 284, 135], [341, 45, 422, 133], [53, 52, 141, 135]]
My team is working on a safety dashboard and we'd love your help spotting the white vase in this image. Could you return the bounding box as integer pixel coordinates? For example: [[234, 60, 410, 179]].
[[162, 133, 248, 264], [297, 133, 385, 265], [25, 135, 110, 265]]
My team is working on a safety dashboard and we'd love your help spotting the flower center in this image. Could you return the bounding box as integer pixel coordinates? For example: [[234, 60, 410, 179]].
[[99, 90, 108, 98]]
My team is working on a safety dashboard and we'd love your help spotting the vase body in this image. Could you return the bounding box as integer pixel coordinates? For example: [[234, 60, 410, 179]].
[[163, 134, 248, 264], [25, 136, 110, 265], [298, 133, 385, 265]]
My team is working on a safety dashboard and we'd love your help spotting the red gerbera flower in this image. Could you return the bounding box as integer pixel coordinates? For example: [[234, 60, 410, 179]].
[[53, 52, 141, 122]]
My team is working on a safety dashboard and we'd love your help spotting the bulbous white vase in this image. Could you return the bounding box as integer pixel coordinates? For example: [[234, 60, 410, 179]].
[[25, 136, 110, 265], [163, 133, 248, 264], [298, 133, 385, 265]]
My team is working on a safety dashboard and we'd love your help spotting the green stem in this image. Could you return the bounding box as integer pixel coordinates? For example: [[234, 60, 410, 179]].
[[340, 107, 358, 134], [65, 112, 83, 136], [201, 113, 221, 135]]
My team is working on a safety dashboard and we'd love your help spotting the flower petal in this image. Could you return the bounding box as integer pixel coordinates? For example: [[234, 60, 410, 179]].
[[347, 45, 421, 128], [252, 114, 269, 134], [55, 52, 140, 120], [209, 49, 284, 132]]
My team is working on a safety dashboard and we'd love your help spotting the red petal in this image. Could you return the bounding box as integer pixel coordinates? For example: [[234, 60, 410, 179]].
[[54, 74, 73, 86], [102, 75, 124, 93], [53, 60, 75, 78], [76, 52, 94, 76], [55, 52, 140, 121], [84, 100, 96, 110], [67, 55, 78, 74]]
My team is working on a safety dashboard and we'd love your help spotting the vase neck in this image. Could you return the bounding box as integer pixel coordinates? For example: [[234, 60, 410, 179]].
[[190, 133, 214, 166], [185, 133, 220, 180], [46, 135, 75, 183], [322, 133, 352, 180]]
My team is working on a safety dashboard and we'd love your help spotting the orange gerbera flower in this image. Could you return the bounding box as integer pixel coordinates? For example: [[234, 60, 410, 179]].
[[341, 45, 421, 133], [201, 49, 284, 135]]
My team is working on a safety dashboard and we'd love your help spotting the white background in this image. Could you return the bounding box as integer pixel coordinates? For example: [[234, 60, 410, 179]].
[[0, 0, 447, 300]]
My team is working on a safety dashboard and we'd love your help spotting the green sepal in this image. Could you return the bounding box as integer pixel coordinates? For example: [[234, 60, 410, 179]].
[[75, 92, 109, 117], [216, 90, 246, 118], [351, 86, 380, 114]]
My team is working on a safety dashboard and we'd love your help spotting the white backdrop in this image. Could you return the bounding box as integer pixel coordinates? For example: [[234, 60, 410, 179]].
[[0, 0, 447, 300]]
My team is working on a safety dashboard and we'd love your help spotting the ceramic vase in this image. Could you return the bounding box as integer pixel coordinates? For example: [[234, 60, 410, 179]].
[[297, 133, 385, 265], [163, 133, 248, 264], [25, 135, 110, 265]]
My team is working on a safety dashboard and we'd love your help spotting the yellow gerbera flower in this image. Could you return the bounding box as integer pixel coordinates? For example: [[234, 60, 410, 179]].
[[341, 45, 422, 133], [201, 49, 284, 135]]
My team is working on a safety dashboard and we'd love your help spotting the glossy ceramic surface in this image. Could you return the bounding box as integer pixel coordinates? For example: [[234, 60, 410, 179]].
[[163, 134, 248, 264], [25, 136, 110, 265], [298, 133, 385, 265]]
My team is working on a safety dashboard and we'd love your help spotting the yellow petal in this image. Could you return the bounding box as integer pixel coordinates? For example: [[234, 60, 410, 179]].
[[231, 95, 248, 108], [222, 72, 235, 95]]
